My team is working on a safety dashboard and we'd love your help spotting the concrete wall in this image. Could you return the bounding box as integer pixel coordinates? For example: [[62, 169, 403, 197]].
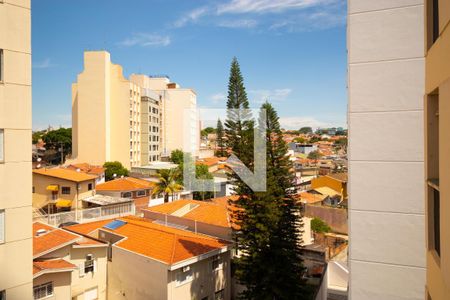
[[305, 205, 348, 235], [425, 1, 450, 298], [348, 1, 426, 299], [0, 0, 32, 298], [168, 251, 231, 300], [107, 246, 168, 300]]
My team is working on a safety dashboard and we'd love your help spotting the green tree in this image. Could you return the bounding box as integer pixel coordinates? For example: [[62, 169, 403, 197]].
[[231, 101, 310, 299], [299, 127, 313, 134], [32, 130, 45, 144], [170, 149, 184, 165], [192, 164, 214, 200], [42, 128, 72, 164], [307, 150, 322, 160], [311, 217, 331, 233], [152, 169, 183, 203], [294, 137, 306, 144], [103, 161, 129, 181], [201, 127, 216, 137], [215, 118, 226, 157], [225, 57, 254, 174]]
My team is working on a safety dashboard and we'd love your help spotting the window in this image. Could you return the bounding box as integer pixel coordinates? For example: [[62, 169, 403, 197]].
[[0, 49, 3, 82], [214, 289, 225, 300], [427, 0, 440, 48], [427, 90, 440, 258], [0, 210, 4, 244], [33, 282, 53, 299], [88, 183, 93, 191], [122, 192, 132, 198], [137, 190, 146, 197], [0, 290, 5, 300], [0, 129, 4, 162], [175, 269, 193, 286], [61, 187, 71, 194], [85, 258, 95, 273]]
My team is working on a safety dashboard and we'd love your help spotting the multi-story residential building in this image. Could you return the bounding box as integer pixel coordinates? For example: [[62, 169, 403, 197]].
[[71, 51, 142, 170], [33, 222, 108, 299], [425, 0, 450, 298], [0, 0, 33, 298], [65, 216, 232, 300], [72, 51, 199, 170], [130, 74, 199, 159], [348, 1, 426, 299], [33, 168, 97, 213]]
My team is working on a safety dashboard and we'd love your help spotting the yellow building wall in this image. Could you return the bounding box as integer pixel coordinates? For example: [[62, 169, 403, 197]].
[[425, 1, 450, 299], [32, 174, 95, 210], [0, 0, 32, 298], [311, 176, 347, 198], [33, 272, 72, 300]]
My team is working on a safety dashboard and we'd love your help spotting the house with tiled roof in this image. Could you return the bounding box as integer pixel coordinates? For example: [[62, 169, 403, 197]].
[[33, 168, 97, 213], [144, 198, 234, 240], [33, 222, 108, 299], [67, 163, 106, 184], [65, 216, 232, 300], [95, 177, 156, 213]]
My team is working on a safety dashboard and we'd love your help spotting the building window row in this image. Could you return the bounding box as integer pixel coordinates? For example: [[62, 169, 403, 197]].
[[33, 282, 53, 300]]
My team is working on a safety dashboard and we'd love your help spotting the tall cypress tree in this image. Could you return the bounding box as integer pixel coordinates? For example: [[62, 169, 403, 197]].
[[215, 118, 226, 157], [257, 102, 309, 299]]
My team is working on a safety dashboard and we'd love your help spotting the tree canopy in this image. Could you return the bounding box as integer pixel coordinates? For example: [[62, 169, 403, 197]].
[[311, 217, 331, 233], [103, 161, 129, 181]]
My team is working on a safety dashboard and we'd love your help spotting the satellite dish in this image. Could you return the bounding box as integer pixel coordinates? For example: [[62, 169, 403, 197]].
[[37, 158, 42, 162], [121, 175, 124, 178], [113, 174, 117, 178], [37, 164, 41, 168], [76, 168, 81, 172]]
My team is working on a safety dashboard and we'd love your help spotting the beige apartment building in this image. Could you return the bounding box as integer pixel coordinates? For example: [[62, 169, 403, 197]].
[[425, 0, 450, 299], [0, 0, 33, 298], [348, 1, 426, 299], [72, 51, 199, 170]]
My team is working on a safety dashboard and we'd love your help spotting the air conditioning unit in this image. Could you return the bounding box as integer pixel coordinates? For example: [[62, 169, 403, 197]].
[[182, 266, 190, 273]]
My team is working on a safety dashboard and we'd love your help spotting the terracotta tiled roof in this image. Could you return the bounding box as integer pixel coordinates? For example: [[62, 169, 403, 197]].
[[33, 168, 97, 183], [96, 177, 155, 191], [74, 236, 107, 246], [195, 156, 225, 167], [296, 192, 327, 204], [147, 199, 231, 228], [33, 222, 80, 258], [33, 259, 76, 277], [63, 219, 112, 235], [66, 216, 230, 265], [67, 163, 105, 176]]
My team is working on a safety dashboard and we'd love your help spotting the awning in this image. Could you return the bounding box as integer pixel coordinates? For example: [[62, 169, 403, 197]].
[[46, 185, 59, 192], [55, 199, 72, 208]]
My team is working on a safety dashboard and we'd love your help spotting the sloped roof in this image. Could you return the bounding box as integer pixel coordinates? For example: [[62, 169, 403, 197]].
[[67, 163, 105, 175], [96, 177, 155, 192], [33, 168, 97, 183], [33, 259, 76, 278], [33, 222, 80, 258], [66, 216, 230, 265]]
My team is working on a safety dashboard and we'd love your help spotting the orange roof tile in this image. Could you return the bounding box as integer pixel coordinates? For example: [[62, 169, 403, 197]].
[[33, 222, 80, 258], [147, 199, 231, 228], [33, 168, 97, 183], [74, 236, 107, 246], [195, 156, 224, 167], [67, 163, 105, 176], [63, 219, 112, 235], [296, 192, 326, 204], [96, 177, 155, 191], [66, 216, 230, 265], [33, 259, 76, 276]]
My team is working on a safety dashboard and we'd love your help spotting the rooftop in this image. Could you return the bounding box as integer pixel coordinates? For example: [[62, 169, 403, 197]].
[[67, 163, 105, 176], [33, 168, 97, 183], [82, 194, 133, 206], [96, 177, 155, 192], [33, 259, 76, 278], [33, 222, 80, 258], [66, 216, 230, 265], [327, 173, 348, 182]]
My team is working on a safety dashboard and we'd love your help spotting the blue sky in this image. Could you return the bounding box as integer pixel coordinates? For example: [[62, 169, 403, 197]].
[[32, 0, 347, 131]]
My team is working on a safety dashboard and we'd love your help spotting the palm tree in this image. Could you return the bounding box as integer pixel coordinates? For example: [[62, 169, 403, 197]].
[[152, 169, 183, 203]]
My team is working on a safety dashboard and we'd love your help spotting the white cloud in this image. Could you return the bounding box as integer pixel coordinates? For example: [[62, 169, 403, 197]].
[[118, 33, 171, 47], [217, 0, 333, 14], [210, 93, 227, 104], [173, 7, 209, 28], [270, 10, 346, 32], [279, 116, 329, 130], [218, 19, 258, 28], [33, 58, 56, 69], [249, 88, 292, 103]]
